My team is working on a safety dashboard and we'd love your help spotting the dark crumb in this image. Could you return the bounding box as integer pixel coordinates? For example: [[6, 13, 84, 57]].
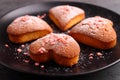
[[51, 24, 55, 27], [99, 55, 104, 58]]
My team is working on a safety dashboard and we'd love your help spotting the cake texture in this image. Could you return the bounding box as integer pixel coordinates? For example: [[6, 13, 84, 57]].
[[69, 16, 117, 49], [7, 15, 53, 43], [49, 5, 85, 31], [29, 33, 80, 66]]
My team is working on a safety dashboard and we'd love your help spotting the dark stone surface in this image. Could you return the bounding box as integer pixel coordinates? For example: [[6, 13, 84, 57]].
[[0, 0, 120, 80]]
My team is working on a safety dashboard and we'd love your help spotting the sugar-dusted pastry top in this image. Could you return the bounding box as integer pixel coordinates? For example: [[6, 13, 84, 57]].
[[70, 16, 116, 42], [7, 15, 52, 35], [49, 5, 85, 27], [29, 33, 80, 58]]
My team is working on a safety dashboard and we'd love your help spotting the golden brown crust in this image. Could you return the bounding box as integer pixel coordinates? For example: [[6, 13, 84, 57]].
[[69, 16, 117, 49], [49, 5, 85, 31], [53, 54, 79, 67], [7, 15, 53, 43], [30, 53, 51, 63], [69, 33, 116, 49], [8, 30, 51, 43], [29, 33, 80, 66]]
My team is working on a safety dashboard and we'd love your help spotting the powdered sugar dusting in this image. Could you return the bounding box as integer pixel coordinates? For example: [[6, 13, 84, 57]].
[[72, 16, 116, 42], [40, 33, 70, 46], [7, 15, 52, 35], [36, 33, 70, 53], [30, 33, 79, 58], [50, 5, 84, 27]]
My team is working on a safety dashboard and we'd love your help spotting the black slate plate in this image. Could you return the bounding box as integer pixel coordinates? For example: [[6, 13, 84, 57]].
[[0, 1, 120, 76]]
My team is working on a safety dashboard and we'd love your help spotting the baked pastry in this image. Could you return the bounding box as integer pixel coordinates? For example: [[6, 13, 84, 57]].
[[7, 15, 53, 43], [69, 16, 117, 49], [29, 33, 80, 66], [49, 5, 85, 31]]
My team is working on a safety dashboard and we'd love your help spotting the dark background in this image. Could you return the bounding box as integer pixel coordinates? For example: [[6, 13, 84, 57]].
[[0, 0, 120, 80]]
